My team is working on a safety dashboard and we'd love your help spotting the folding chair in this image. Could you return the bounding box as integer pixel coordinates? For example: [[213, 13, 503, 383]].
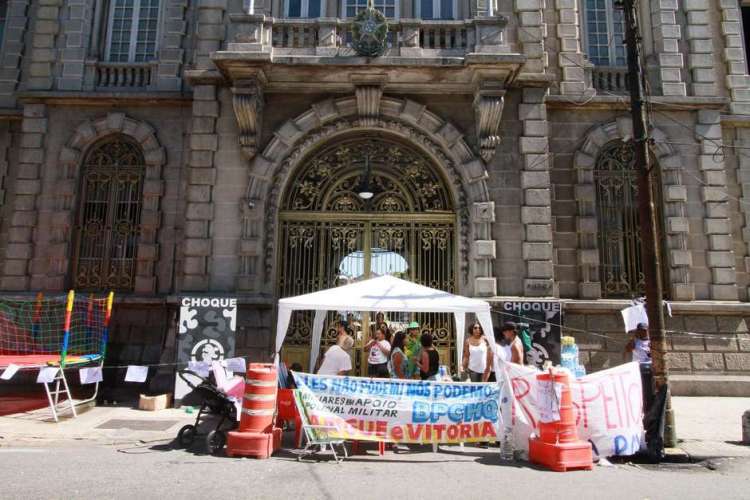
[[297, 423, 349, 463]]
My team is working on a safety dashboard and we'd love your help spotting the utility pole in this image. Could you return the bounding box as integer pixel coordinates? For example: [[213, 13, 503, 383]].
[[619, 0, 676, 448]]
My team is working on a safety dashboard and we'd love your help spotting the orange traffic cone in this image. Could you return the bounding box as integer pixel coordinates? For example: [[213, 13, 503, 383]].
[[529, 368, 593, 472], [226, 363, 282, 459]]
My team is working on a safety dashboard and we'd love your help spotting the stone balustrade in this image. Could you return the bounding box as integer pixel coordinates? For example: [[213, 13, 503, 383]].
[[91, 62, 155, 89], [590, 65, 629, 94], [230, 15, 507, 56]]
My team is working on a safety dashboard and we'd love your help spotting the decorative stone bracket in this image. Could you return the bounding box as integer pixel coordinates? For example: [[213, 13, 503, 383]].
[[352, 74, 386, 127], [474, 85, 506, 164], [231, 77, 265, 160]]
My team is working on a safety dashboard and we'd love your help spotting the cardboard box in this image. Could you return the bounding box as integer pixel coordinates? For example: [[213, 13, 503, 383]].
[[138, 393, 172, 411]]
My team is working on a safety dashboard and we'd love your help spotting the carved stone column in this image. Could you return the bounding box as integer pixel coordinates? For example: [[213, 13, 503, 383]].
[[231, 75, 266, 160], [473, 82, 505, 164]]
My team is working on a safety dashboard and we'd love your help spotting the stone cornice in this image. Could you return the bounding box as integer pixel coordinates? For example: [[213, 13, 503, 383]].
[[16, 91, 192, 106], [545, 94, 729, 111]]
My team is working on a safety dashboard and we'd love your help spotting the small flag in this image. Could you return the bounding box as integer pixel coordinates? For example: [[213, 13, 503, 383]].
[[79, 366, 103, 384], [124, 365, 149, 383], [187, 361, 210, 378], [1, 364, 19, 380], [37, 366, 58, 384]]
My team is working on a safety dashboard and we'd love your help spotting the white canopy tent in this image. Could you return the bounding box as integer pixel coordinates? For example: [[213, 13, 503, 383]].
[[275, 275, 499, 372]]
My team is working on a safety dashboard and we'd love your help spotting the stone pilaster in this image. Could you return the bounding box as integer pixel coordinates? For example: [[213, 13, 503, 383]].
[[519, 88, 554, 297], [696, 110, 737, 300], [194, 0, 227, 71], [651, 0, 685, 96], [57, 0, 92, 90], [554, 0, 585, 95], [1, 105, 47, 291], [28, 0, 62, 90], [514, 0, 547, 75], [183, 85, 220, 291], [736, 127, 750, 299], [156, 0, 190, 90], [718, 0, 750, 115], [0, 0, 30, 107], [684, 0, 716, 97], [473, 202, 497, 297]]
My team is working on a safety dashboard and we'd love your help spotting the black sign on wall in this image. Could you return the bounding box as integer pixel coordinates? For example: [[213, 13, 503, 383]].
[[174, 297, 237, 402], [493, 301, 562, 369]]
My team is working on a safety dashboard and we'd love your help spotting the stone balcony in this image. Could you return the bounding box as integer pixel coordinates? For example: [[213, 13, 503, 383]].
[[208, 15, 525, 95]]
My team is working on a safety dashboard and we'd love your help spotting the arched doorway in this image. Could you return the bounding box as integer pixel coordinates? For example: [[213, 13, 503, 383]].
[[277, 135, 457, 375]]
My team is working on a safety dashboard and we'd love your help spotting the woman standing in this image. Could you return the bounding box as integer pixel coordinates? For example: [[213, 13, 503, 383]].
[[416, 332, 439, 380], [500, 322, 525, 365], [365, 324, 391, 378], [462, 322, 492, 382], [388, 331, 408, 379]]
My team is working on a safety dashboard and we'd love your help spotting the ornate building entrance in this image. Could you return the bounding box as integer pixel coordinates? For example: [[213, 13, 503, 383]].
[[277, 136, 457, 374]]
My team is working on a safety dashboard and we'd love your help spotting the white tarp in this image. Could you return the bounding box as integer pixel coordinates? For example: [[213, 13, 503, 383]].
[[274, 275, 496, 372]]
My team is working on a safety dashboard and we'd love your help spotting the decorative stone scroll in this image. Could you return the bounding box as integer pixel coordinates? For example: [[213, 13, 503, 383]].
[[232, 77, 265, 160], [474, 83, 506, 164]]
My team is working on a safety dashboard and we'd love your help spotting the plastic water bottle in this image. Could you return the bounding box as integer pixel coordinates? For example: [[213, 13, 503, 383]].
[[500, 428, 514, 462]]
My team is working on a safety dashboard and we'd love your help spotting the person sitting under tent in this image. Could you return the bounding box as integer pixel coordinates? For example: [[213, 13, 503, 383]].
[[318, 323, 354, 376], [416, 332, 439, 380]]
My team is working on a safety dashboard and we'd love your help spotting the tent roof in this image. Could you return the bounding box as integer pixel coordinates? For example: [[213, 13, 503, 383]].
[[278, 274, 490, 314]]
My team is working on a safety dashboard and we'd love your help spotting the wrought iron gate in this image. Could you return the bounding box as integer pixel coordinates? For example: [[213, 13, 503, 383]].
[[277, 137, 457, 374]]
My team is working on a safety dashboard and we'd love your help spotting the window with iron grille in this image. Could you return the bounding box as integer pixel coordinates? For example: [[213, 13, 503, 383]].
[[595, 141, 645, 298], [72, 137, 145, 291], [583, 0, 626, 66], [105, 0, 161, 62]]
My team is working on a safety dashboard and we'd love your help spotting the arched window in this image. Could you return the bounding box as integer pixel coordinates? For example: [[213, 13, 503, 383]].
[[72, 136, 145, 290], [595, 140, 646, 297]]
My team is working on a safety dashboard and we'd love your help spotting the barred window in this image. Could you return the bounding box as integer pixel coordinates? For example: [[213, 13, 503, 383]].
[[72, 137, 145, 291], [583, 0, 626, 66], [595, 141, 644, 298], [105, 0, 160, 62]]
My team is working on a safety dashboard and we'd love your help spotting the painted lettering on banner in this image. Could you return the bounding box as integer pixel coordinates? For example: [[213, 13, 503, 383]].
[[292, 372, 501, 444], [503, 361, 644, 457]]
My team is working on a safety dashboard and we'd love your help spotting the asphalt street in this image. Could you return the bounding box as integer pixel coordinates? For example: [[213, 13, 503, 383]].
[[0, 440, 748, 500]]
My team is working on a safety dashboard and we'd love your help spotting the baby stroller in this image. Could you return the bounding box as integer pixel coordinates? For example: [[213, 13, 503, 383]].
[[176, 369, 239, 454]]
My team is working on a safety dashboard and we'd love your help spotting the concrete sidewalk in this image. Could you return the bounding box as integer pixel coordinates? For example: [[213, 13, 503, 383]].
[[671, 397, 750, 459], [1, 396, 748, 460], [0, 403, 197, 446]]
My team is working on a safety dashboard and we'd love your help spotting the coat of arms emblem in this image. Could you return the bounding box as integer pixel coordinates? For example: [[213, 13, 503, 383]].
[[351, 2, 389, 57]]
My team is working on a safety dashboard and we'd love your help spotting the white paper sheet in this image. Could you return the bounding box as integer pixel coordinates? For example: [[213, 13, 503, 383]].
[[187, 361, 210, 378], [125, 365, 149, 383], [1, 364, 19, 380], [79, 366, 103, 384], [37, 366, 58, 384], [536, 379, 564, 423], [621, 303, 648, 332], [224, 357, 246, 374]]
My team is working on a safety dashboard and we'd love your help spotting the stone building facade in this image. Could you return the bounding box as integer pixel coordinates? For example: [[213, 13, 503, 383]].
[[0, 0, 749, 392]]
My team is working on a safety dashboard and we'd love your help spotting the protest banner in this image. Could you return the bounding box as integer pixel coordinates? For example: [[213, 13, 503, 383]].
[[292, 372, 501, 444], [502, 361, 644, 457]]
